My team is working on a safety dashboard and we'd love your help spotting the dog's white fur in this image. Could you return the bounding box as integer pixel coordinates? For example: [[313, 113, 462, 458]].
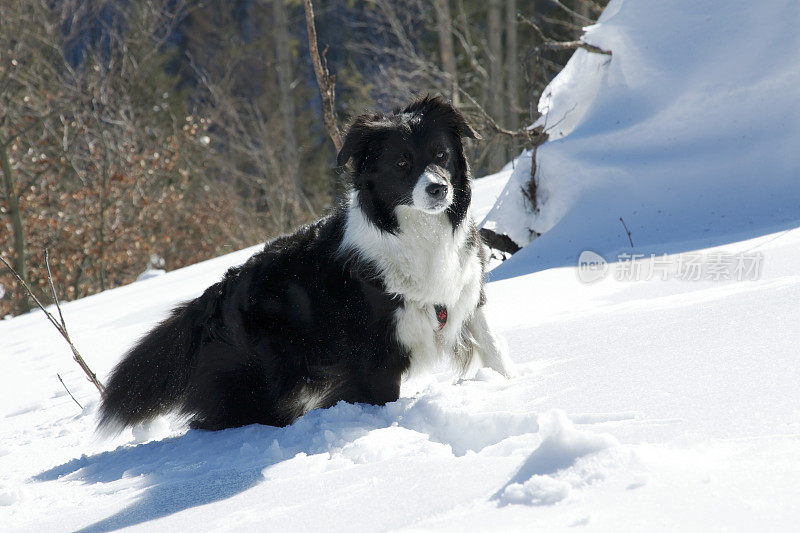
[[339, 190, 515, 378]]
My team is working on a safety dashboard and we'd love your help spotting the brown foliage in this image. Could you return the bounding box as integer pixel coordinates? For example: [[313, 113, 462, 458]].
[[0, 0, 319, 317], [0, 121, 242, 316]]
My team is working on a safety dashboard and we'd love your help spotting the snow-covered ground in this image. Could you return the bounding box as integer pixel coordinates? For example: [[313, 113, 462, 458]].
[[3, 0, 800, 530], [4, 223, 800, 531]]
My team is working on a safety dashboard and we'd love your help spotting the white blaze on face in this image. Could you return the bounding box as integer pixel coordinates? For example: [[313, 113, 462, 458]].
[[412, 166, 453, 213]]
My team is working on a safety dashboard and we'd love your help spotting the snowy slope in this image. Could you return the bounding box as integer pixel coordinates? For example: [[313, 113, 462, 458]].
[[484, 0, 800, 279], [3, 0, 800, 530], [3, 217, 800, 531]]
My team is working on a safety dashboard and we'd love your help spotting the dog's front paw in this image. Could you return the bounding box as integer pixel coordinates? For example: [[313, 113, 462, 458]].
[[495, 360, 518, 379], [493, 337, 517, 379]]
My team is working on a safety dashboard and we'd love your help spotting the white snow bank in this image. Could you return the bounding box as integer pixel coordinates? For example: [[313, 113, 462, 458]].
[[488, 0, 800, 279], [479, 150, 535, 246], [498, 410, 620, 506], [471, 163, 515, 223]]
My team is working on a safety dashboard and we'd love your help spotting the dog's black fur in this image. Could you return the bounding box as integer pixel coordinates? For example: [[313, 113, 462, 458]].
[[99, 96, 485, 432]]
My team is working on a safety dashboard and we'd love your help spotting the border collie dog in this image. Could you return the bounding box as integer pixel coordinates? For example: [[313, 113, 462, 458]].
[[99, 96, 515, 432]]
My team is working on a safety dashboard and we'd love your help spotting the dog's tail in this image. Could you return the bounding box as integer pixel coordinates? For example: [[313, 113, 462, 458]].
[[97, 284, 220, 433]]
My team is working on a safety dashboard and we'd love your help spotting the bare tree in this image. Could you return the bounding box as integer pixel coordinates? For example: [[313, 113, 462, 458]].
[[487, 0, 505, 171], [343, 0, 590, 174], [273, 0, 301, 192], [0, 135, 28, 312], [434, 0, 459, 105], [0, 0, 254, 316], [303, 0, 343, 153], [505, 0, 520, 133], [0, 0, 63, 313]]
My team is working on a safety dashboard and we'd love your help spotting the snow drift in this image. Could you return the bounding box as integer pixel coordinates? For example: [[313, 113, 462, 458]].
[[485, 0, 800, 279]]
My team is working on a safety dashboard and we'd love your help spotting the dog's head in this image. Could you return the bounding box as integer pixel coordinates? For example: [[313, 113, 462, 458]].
[[337, 95, 479, 232]]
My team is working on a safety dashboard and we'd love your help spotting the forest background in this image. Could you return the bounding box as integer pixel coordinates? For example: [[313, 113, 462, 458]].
[[0, 0, 606, 316]]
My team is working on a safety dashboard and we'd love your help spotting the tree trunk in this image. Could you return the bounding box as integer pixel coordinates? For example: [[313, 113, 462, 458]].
[[303, 0, 343, 153], [98, 150, 109, 292], [0, 141, 30, 313], [487, 0, 505, 171], [577, 0, 592, 34], [505, 0, 519, 133], [434, 0, 459, 105], [273, 0, 301, 204]]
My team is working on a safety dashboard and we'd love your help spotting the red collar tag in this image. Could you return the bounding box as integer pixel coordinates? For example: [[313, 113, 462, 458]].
[[434, 304, 447, 330]]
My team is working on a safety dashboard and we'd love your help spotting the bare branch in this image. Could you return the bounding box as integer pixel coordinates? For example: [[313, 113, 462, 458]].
[[453, 0, 488, 80], [532, 13, 585, 32], [548, 0, 594, 24], [0, 254, 106, 396], [518, 13, 548, 42], [458, 88, 549, 146], [518, 15, 611, 56], [45, 250, 66, 331], [539, 39, 611, 56], [2, 108, 58, 146], [303, 0, 343, 153]]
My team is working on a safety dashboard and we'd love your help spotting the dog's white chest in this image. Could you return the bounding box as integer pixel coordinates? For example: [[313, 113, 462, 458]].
[[340, 199, 484, 373], [379, 208, 477, 302], [388, 209, 483, 371]]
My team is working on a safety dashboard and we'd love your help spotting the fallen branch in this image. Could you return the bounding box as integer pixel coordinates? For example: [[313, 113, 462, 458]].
[[0, 252, 106, 396], [303, 0, 343, 153], [518, 15, 611, 56], [539, 40, 611, 56]]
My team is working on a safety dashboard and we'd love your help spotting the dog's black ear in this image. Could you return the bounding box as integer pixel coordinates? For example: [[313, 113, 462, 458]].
[[336, 126, 359, 167], [456, 118, 481, 140], [441, 101, 481, 140], [337, 117, 372, 168], [404, 95, 482, 140]]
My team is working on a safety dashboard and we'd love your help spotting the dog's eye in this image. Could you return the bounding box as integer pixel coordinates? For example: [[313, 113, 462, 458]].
[[436, 151, 448, 162], [396, 159, 409, 169]]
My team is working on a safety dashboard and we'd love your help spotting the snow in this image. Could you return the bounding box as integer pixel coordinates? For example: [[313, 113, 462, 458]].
[[484, 0, 800, 273], [478, 150, 536, 247], [497, 411, 620, 506], [135, 269, 166, 282], [3, 0, 800, 530], [470, 161, 516, 224]]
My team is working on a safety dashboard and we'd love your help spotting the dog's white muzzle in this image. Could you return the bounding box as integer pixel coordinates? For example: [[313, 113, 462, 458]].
[[412, 168, 453, 213]]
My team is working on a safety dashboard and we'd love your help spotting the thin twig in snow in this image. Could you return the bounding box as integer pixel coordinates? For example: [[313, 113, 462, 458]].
[[57, 373, 83, 410], [45, 250, 66, 331], [0, 253, 106, 396], [619, 217, 635, 247]]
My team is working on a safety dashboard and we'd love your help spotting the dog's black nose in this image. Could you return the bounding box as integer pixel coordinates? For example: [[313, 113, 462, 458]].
[[425, 183, 447, 200]]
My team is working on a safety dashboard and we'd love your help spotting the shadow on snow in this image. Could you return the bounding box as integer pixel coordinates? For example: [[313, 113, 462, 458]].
[[34, 390, 542, 531], [35, 402, 394, 532]]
